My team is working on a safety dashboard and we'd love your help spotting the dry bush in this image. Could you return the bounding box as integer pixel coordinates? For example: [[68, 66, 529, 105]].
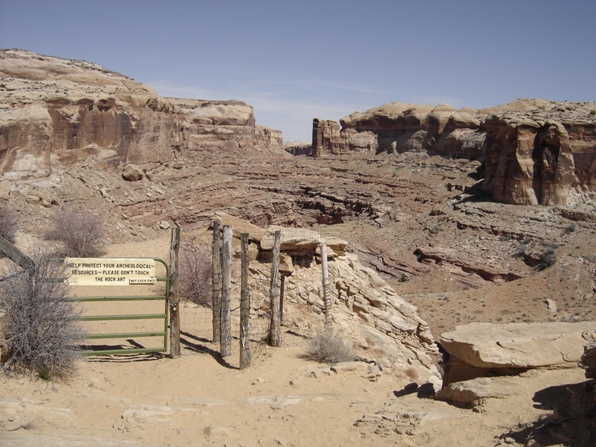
[[0, 252, 86, 379], [179, 241, 212, 306], [0, 206, 17, 244], [305, 327, 356, 364], [45, 207, 106, 257]]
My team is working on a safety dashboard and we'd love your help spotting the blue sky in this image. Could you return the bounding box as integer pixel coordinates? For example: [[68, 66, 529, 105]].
[[1, 0, 595, 142]]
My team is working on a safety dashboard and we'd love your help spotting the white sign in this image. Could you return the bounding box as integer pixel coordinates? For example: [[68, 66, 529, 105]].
[[65, 258, 157, 286]]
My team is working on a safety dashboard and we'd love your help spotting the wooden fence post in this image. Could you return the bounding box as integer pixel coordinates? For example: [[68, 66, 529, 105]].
[[321, 240, 332, 329], [0, 235, 34, 273], [280, 273, 286, 325], [220, 225, 232, 357], [211, 220, 222, 343], [239, 233, 251, 369], [169, 225, 181, 357], [269, 230, 282, 347]]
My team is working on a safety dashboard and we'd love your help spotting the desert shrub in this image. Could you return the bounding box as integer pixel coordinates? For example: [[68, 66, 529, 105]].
[[45, 207, 105, 257], [515, 240, 558, 270], [305, 328, 355, 364], [179, 241, 212, 306], [561, 224, 576, 235], [0, 206, 18, 244], [0, 252, 86, 379], [536, 244, 557, 270]]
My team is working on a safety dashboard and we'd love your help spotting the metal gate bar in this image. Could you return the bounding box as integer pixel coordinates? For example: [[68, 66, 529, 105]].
[[69, 257, 170, 356]]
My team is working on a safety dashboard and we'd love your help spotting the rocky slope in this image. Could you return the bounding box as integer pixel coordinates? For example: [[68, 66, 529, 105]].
[[313, 99, 596, 206]]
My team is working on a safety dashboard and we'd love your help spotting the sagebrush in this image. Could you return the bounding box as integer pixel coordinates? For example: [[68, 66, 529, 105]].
[[0, 253, 86, 379], [305, 328, 355, 364], [179, 241, 212, 306], [45, 207, 106, 257]]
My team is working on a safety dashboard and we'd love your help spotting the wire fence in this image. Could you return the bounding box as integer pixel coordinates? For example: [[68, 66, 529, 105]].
[[177, 225, 328, 368]]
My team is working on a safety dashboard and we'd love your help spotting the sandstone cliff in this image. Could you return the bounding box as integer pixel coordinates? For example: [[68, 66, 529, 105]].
[[0, 49, 283, 180], [313, 99, 596, 206]]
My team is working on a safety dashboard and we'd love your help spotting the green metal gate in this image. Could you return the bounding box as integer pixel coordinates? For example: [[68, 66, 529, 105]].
[[68, 257, 170, 356]]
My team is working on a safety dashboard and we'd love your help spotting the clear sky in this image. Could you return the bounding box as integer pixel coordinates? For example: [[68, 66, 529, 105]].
[[1, 0, 595, 142]]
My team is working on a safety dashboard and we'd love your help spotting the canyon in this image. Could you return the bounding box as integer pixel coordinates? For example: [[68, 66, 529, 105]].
[[313, 99, 596, 206], [1, 49, 595, 447]]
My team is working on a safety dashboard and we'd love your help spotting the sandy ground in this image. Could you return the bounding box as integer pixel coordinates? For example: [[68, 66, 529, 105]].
[[0, 237, 591, 447]]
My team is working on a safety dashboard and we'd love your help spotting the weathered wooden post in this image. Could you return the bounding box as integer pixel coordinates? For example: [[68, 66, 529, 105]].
[[220, 225, 232, 357], [269, 230, 282, 347], [239, 233, 251, 369], [0, 235, 35, 272], [169, 224, 181, 357], [280, 273, 286, 325], [321, 240, 332, 329], [211, 220, 222, 342]]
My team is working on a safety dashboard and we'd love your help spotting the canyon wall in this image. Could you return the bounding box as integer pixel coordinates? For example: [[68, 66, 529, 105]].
[[313, 99, 596, 206], [0, 49, 282, 180]]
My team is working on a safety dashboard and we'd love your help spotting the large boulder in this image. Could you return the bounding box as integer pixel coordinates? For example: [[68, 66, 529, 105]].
[[435, 376, 518, 408], [440, 322, 596, 384]]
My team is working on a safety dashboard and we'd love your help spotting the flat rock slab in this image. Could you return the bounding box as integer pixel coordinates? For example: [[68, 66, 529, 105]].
[[435, 376, 517, 407], [440, 321, 596, 369]]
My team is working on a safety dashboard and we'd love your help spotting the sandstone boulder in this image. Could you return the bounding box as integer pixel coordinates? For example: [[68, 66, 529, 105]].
[[260, 226, 322, 252], [212, 211, 266, 242], [441, 322, 596, 370], [435, 376, 518, 407], [122, 164, 144, 182]]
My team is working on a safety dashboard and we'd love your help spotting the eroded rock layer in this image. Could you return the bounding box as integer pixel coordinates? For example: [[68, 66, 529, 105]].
[[0, 49, 282, 179], [313, 99, 596, 206]]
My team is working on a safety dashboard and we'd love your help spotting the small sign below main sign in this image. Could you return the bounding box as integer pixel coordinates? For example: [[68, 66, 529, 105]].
[[65, 258, 157, 286]]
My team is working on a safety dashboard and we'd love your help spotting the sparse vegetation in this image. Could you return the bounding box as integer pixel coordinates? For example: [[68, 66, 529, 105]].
[[0, 252, 86, 379], [179, 241, 213, 306], [305, 327, 355, 364], [515, 239, 558, 270], [45, 207, 106, 257], [536, 243, 558, 270], [561, 224, 576, 235]]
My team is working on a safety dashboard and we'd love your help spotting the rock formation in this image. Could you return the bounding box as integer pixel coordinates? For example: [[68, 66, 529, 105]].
[[212, 213, 441, 386], [439, 321, 596, 384], [313, 99, 596, 206], [0, 49, 283, 180], [580, 331, 596, 379]]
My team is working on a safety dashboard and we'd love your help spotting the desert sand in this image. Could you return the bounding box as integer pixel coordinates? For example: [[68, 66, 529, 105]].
[[0, 236, 590, 447]]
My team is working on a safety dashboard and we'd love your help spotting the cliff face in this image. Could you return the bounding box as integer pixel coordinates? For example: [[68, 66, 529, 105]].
[[482, 103, 596, 206], [313, 99, 596, 206], [0, 49, 282, 179]]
